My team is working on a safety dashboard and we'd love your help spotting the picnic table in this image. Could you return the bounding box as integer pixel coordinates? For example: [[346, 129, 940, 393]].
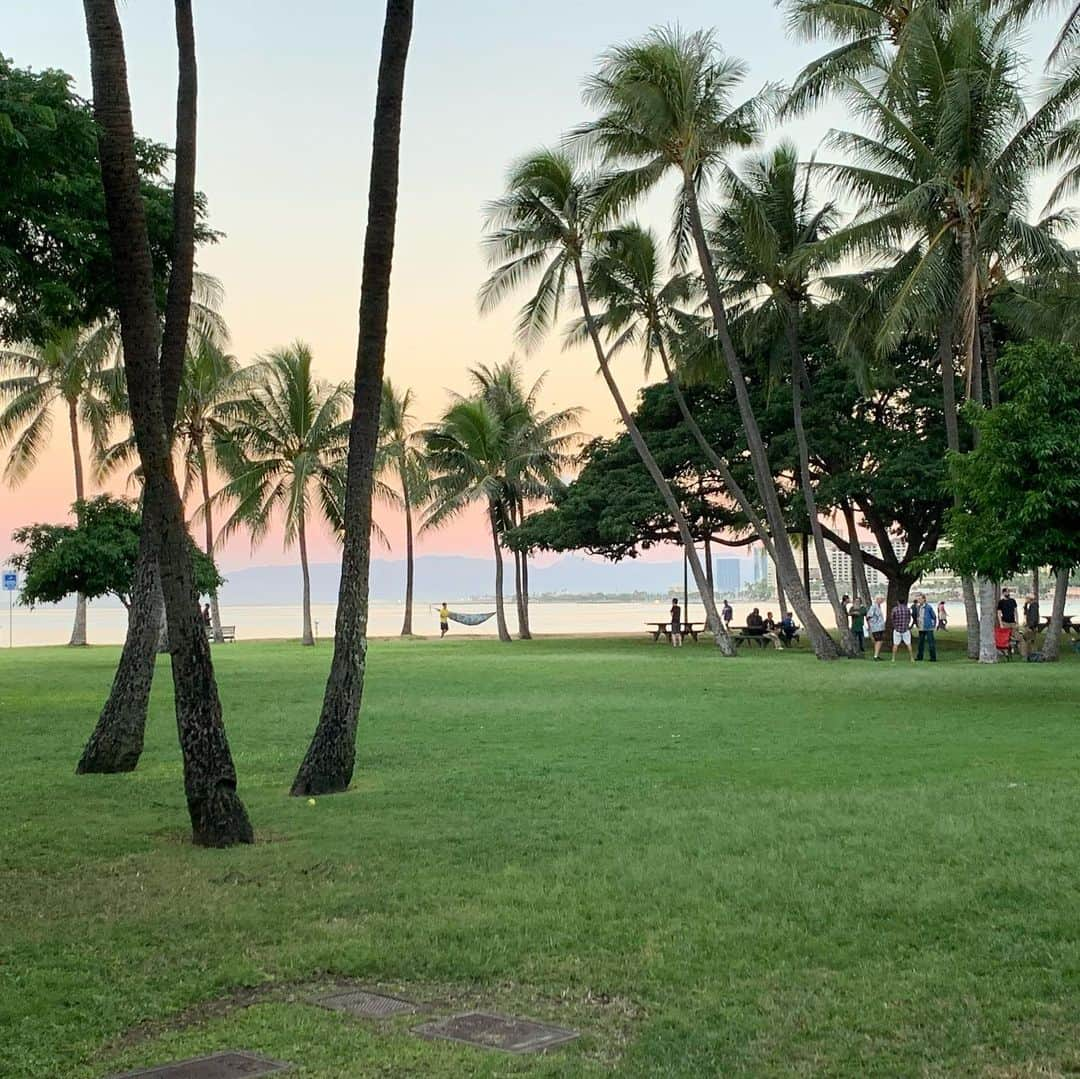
[[646, 621, 705, 643], [1040, 614, 1079, 635], [732, 624, 801, 648]]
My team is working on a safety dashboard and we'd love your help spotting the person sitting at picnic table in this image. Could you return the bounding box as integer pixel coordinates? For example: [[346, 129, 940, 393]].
[[669, 597, 683, 648], [747, 608, 783, 650], [779, 612, 798, 643]]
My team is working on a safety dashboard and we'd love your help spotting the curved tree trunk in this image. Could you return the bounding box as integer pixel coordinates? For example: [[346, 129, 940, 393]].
[[197, 443, 224, 642], [978, 576, 998, 664], [400, 466, 414, 635], [843, 503, 872, 604], [68, 397, 89, 647], [571, 261, 733, 656], [786, 315, 857, 656], [291, 0, 414, 797], [1041, 567, 1069, 662], [489, 502, 512, 642], [298, 511, 314, 646], [84, 0, 252, 846], [77, 527, 163, 773], [682, 180, 836, 658]]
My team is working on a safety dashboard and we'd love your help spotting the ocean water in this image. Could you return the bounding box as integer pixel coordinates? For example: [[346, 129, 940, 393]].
[[0, 598, 975, 648]]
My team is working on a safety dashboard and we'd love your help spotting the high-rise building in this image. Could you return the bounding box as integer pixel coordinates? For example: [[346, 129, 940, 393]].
[[713, 558, 741, 595]]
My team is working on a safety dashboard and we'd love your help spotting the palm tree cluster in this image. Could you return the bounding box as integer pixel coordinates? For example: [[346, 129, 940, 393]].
[[480, 3, 1080, 662]]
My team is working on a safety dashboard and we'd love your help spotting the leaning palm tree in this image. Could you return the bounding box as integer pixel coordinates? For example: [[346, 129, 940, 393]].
[[378, 378, 429, 635], [423, 397, 515, 643], [479, 149, 736, 655], [0, 321, 117, 645], [709, 143, 857, 651], [572, 25, 840, 658], [467, 359, 582, 638], [215, 342, 351, 646]]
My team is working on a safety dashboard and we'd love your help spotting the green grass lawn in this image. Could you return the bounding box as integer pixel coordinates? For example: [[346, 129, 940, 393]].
[[1, 635, 1079, 1077]]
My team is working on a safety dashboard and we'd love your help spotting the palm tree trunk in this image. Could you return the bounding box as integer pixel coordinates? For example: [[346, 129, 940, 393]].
[[784, 310, 857, 655], [84, 0, 252, 846], [682, 178, 837, 658], [291, 0, 414, 797], [197, 442, 224, 642], [67, 397, 89, 647], [978, 575, 998, 664], [1042, 567, 1069, 661], [939, 317, 980, 658], [298, 511, 314, 646], [77, 525, 163, 772], [843, 503, 872, 603], [777, 583, 790, 621], [521, 536, 532, 637], [490, 501, 512, 642], [510, 500, 531, 639], [400, 464, 414, 635], [571, 260, 734, 656]]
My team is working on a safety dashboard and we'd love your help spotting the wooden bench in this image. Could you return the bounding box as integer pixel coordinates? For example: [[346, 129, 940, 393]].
[[207, 625, 237, 642], [646, 622, 704, 643]]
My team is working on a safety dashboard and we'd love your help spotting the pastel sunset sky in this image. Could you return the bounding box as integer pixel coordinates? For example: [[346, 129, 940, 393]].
[[2, 2, 1061, 570]]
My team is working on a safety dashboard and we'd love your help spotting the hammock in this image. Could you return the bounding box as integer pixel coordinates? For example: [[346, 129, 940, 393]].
[[447, 610, 496, 626]]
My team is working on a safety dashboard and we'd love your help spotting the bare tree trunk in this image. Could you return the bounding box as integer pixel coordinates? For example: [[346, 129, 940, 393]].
[[84, 0, 252, 846], [978, 577, 998, 664], [1042, 568, 1070, 661], [68, 397, 89, 646], [1032, 566, 1041, 601], [777, 583, 790, 621], [843, 503, 872, 603], [400, 468, 414, 635], [291, 0, 414, 797], [298, 512, 314, 646], [197, 443, 224, 642], [77, 527, 162, 773], [489, 502, 512, 642], [682, 177, 837, 658], [571, 261, 734, 656]]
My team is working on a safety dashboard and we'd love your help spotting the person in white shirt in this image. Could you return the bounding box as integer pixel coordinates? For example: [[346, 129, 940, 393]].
[[865, 595, 887, 661]]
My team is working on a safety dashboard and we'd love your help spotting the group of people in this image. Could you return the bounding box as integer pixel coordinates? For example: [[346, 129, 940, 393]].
[[995, 587, 1043, 658], [842, 593, 944, 662]]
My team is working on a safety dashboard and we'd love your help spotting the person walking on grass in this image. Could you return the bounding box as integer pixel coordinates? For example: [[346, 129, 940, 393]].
[[670, 598, 683, 647], [866, 595, 887, 660], [439, 602, 450, 639], [722, 599, 733, 628], [891, 599, 915, 663], [915, 593, 938, 662], [849, 597, 868, 653], [937, 600, 948, 630]]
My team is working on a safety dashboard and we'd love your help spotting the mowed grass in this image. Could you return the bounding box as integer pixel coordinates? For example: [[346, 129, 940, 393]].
[[1, 635, 1079, 1078]]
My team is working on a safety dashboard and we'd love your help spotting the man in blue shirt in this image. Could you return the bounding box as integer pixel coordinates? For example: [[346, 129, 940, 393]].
[[914, 592, 938, 662]]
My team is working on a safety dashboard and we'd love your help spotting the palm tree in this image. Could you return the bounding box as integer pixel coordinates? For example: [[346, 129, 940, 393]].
[[83, 0, 253, 845], [467, 359, 581, 638], [479, 149, 736, 656], [0, 321, 117, 646], [423, 397, 515, 642], [709, 143, 858, 651], [215, 342, 351, 647], [820, 5, 1079, 658], [378, 378, 429, 635], [292, 0, 413, 798], [572, 26, 841, 658]]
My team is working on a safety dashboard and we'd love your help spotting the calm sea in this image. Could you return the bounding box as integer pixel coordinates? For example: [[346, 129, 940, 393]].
[[1, 598, 974, 648]]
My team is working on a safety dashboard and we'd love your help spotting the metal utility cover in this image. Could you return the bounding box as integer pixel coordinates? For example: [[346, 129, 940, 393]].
[[107, 1051, 291, 1078], [413, 1011, 579, 1054], [312, 989, 421, 1018]]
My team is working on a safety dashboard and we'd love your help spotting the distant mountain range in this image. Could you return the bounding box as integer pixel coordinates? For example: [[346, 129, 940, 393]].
[[215, 554, 755, 606]]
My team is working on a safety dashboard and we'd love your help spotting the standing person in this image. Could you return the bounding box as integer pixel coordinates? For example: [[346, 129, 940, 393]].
[[866, 595, 887, 661], [1021, 593, 1040, 659], [891, 598, 915, 663], [438, 602, 450, 639], [669, 597, 683, 648], [841, 594, 851, 628], [201, 603, 211, 629], [915, 593, 938, 662], [722, 599, 733, 628], [849, 597, 868, 654], [997, 588, 1019, 631], [937, 600, 948, 630]]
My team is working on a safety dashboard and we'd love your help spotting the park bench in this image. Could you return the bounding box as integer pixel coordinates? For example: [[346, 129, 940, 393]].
[[646, 621, 704, 643], [207, 625, 237, 642], [734, 626, 770, 648]]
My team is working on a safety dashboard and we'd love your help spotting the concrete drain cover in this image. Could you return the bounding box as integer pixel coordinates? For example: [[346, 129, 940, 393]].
[[413, 1011, 579, 1054], [108, 1051, 290, 1078], [313, 989, 421, 1018]]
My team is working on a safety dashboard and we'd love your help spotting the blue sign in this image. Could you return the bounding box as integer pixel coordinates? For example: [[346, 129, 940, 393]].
[[2, 572, 16, 591]]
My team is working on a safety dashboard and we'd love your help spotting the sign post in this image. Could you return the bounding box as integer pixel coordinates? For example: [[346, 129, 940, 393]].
[[3, 571, 16, 648]]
